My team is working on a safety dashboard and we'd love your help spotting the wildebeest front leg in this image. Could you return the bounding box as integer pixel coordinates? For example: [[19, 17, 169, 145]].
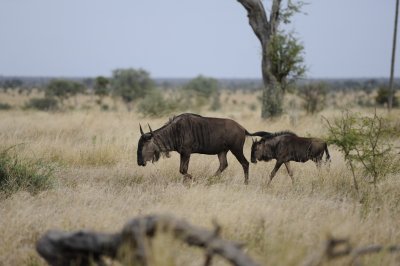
[[214, 151, 228, 176], [267, 161, 283, 186], [179, 153, 192, 181], [284, 162, 294, 183]]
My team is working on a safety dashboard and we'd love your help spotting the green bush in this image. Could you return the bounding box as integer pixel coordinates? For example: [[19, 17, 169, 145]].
[[138, 90, 178, 117], [25, 97, 58, 111], [182, 75, 218, 98], [45, 79, 85, 105], [324, 111, 398, 189], [298, 82, 327, 114], [0, 102, 12, 110], [111, 68, 155, 110], [375, 86, 399, 107], [0, 147, 55, 197], [181, 75, 220, 109]]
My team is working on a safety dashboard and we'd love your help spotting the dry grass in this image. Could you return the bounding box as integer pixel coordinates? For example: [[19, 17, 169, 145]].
[[0, 91, 400, 266]]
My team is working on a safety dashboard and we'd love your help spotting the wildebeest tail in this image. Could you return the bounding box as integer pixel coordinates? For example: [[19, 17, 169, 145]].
[[324, 143, 331, 162], [245, 130, 272, 137]]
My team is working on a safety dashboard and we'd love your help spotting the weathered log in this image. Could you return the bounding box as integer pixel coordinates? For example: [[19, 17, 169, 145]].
[[36, 214, 258, 266], [301, 237, 400, 266]]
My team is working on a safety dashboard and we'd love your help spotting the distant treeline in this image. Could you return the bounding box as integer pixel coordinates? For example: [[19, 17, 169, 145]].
[[1, 75, 399, 92]]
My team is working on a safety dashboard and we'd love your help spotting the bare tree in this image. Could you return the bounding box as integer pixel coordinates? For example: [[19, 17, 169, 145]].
[[388, 0, 399, 111], [237, 0, 305, 118]]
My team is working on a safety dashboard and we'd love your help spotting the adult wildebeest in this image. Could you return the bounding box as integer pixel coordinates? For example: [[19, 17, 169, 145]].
[[251, 131, 331, 185], [137, 113, 270, 184]]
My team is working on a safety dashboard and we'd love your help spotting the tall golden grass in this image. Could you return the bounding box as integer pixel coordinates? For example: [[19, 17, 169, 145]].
[[0, 91, 399, 266]]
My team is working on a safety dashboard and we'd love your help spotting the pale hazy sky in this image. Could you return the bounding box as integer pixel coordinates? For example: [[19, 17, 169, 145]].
[[0, 0, 398, 78]]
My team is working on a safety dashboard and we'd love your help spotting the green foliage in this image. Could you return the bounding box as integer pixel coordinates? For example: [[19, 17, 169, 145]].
[[182, 75, 219, 98], [324, 111, 398, 187], [297, 82, 327, 114], [0, 102, 12, 110], [0, 146, 54, 197], [93, 76, 110, 104], [269, 33, 306, 93], [138, 90, 179, 117], [182, 75, 220, 109], [45, 79, 85, 105], [1, 78, 23, 90], [111, 68, 154, 105], [280, 0, 308, 24], [25, 97, 58, 111], [375, 86, 399, 107]]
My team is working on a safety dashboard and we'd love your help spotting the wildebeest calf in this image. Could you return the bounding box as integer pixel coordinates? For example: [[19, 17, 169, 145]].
[[251, 131, 331, 185]]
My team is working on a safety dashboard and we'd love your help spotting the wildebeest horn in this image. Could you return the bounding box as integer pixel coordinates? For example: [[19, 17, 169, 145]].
[[148, 124, 153, 134], [139, 123, 144, 135]]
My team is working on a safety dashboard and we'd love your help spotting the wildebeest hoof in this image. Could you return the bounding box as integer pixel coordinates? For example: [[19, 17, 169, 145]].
[[183, 174, 192, 181]]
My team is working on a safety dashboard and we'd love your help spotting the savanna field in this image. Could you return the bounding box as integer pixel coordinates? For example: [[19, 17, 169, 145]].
[[1, 90, 400, 266]]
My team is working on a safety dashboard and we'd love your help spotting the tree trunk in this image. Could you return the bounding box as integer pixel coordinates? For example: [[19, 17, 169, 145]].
[[238, 0, 283, 118], [389, 0, 399, 111], [262, 43, 283, 117]]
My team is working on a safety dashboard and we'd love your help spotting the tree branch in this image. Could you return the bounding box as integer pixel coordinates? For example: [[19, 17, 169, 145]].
[[36, 214, 258, 266], [237, 0, 270, 44]]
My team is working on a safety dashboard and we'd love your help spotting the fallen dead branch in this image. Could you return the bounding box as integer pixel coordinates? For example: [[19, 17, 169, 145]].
[[302, 237, 400, 266], [36, 214, 258, 266]]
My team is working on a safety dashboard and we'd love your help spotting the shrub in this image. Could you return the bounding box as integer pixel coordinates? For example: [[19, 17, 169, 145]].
[[182, 75, 218, 98], [25, 97, 58, 111], [182, 75, 220, 109], [138, 90, 177, 117], [324, 111, 398, 189], [94, 76, 110, 105], [0, 146, 55, 197], [111, 68, 155, 110], [45, 79, 85, 106], [298, 82, 327, 114], [0, 102, 12, 110], [375, 86, 399, 107]]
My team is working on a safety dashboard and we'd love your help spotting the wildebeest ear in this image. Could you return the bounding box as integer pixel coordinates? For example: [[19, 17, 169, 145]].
[[148, 124, 153, 135], [252, 137, 255, 143], [139, 123, 144, 135]]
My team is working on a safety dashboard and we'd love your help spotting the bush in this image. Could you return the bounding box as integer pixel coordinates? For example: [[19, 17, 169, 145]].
[[375, 86, 399, 107], [324, 111, 398, 189], [45, 79, 85, 106], [0, 102, 12, 110], [94, 76, 110, 105], [0, 146, 55, 197], [298, 82, 327, 114], [25, 97, 58, 111], [182, 75, 219, 98], [179, 75, 221, 110], [111, 68, 155, 110], [138, 90, 178, 117]]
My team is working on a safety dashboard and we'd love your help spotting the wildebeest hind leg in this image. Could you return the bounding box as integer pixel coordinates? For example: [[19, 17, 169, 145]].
[[214, 151, 228, 176], [179, 153, 192, 181], [284, 162, 294, 184], [231, 149, 249, 185], [267, 161, 283, 186]]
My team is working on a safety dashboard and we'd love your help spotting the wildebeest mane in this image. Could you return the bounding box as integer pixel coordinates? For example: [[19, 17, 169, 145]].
[[261, 130, 297, 141], [152, 113, 211, 152]]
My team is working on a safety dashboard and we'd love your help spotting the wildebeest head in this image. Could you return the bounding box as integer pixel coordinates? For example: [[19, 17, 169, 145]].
[[251, 137, 275, 164], [137, 124, 161, 166]]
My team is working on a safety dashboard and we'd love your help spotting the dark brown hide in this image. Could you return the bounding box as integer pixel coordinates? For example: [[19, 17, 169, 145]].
[[251, 131, 330, 185], [137, 113, 270, 184]]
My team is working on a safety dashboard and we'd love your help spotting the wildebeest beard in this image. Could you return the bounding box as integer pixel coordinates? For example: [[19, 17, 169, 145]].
[[137, 132, 173, 166]]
